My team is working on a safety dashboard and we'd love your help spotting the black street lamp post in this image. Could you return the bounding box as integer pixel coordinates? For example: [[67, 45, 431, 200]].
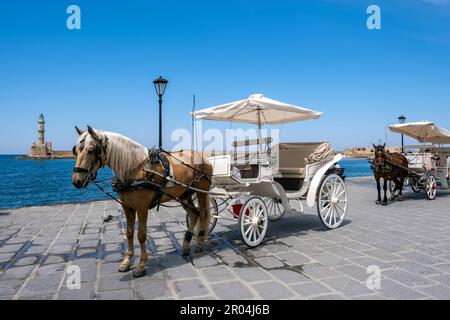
[[398, 115, 406, 153], [153, 76, 168, 148]]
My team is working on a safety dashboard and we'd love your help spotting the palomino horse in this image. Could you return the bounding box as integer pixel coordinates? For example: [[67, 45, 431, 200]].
[[71, 126, 212, 277], [371, 143, 408, 205]]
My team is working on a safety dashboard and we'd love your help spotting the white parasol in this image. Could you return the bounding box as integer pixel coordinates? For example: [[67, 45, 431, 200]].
[[192, 93, 322, 127], [389, 121, 450, 144]]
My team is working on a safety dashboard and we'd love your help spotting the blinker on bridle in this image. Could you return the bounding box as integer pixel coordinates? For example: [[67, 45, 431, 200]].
[[73, 137, 108, 185]]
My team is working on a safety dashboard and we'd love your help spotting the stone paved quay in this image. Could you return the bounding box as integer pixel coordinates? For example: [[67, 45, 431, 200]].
[[1, 181, 450, 300]]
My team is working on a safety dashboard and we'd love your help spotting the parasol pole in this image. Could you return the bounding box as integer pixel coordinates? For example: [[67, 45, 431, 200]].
[[256, 106, 262, 161], [192, 94, 196, 151]]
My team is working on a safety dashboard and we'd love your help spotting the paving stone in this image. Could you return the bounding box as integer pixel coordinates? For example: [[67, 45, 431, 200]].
[[220, 253, 248, 265], [399, 251, 445, 265], [254, 256, 284, 269], [429, 274, 450, 287], [166, 264, 198, 280], [383, 269, 432, 287], [212, 281, 254, 299], [35, 263, 66, 277], [98, 289, 134, 300], [269, 269, 310, 285], [135, 278, 172, 299], [20, 274, 63, 296], [301, 263, 337, 279], [321, 276, 373, 297], [310, 252, 349, 266], [14, 256, 39, 267], [393, 261, 442, 277], [252, 281, 295, 299], [290, 281, 332, 297], [174, 279, 209, 299], [192, 255, 220, 268], [98, 274, 131, 291], [275, 252, 311, 266], [0, 265, 34, 280], [200, 266, 235, 283], [0, 252, 15, 264], [0, 279, 23, 297], [58, 282, 96, 300], [232, 267, 273, 283], [418, 285, 450, 299], [377, 279, 426, 300], [0, 244, 24, 253]]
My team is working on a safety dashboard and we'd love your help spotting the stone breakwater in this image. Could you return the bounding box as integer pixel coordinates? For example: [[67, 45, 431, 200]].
[[1, 182, 450, 300]]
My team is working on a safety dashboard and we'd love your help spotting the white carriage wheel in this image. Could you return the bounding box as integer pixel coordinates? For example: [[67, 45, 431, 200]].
[[317, 174, 348, 229], [411, 184, 421, 193], [239, 197, 268, 247], [263, 197, 286, 221], [425, 174, 437, 200], [185, 195, 218, 235]]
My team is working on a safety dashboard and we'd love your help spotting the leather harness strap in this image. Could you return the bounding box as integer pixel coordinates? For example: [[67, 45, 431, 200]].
[[112, 148, 172, 211]]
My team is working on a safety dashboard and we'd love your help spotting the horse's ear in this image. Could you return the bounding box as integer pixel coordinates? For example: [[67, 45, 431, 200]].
[[87, 125, 99, 140], [373, 143, 376, 148], [382, 143, 386, 148], [75, 126, 84, 136]]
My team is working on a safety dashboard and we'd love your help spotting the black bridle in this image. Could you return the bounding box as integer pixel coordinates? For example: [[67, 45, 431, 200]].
[[73, 137, 108, 187]]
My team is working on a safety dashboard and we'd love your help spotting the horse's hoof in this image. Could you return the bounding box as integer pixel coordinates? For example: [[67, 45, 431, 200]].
[[118, 264, 131, 272], [195, 247, 204, 254], [376, 201, 381, 205], [398, 196, 404, 201], [132, 268, 147, 278], [182, 248, 191, 257], [381, 202, 388, 206]]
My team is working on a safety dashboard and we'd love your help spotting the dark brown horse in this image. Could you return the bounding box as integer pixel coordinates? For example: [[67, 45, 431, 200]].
[[371, 143, 408, 205]]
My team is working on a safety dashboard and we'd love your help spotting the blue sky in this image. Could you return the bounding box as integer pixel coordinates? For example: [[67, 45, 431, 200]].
[[0, 0, 449, 153]]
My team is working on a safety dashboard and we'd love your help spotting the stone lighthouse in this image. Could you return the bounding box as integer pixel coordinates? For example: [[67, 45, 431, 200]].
[[29, 113, 53, 158], [38, 113, 45, 145], [20, 114, 73, 159]]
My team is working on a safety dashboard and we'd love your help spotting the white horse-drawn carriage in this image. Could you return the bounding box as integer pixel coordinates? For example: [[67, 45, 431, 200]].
[[389, 121, 450, 200], [191, 94, 348, 247]]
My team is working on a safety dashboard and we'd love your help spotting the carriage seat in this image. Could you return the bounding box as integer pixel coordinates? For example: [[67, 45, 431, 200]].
[[273, 142, 329, 178], [406, 153, 435, 173]]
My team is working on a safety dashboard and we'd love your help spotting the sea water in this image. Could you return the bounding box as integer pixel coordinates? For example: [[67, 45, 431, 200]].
[[0, 155, 372, 209]]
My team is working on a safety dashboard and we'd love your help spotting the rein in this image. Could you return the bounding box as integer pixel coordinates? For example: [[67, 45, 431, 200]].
[[74, 137, 221, 213]]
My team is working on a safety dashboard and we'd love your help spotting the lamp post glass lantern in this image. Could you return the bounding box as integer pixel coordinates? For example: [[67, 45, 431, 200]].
[[153, 76, 168, 148], [398, 115, 406, 153]]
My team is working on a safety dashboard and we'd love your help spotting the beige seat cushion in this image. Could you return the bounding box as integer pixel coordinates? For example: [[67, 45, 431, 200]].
[[273, 142, 327, 177]]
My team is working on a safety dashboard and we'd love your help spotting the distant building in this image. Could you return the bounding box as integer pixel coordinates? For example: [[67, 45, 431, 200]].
[[19, 114, 74, 159], [343, 146, 401, 158]]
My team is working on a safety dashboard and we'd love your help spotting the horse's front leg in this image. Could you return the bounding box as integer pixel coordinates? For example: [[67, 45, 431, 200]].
[[390, 178, 398, 201], [133, 209, 149, 277], [195, 193, 211, 253], [376, 176, 382, 204], [382, 178, 388, 206], [182, 197, 199, 257], [398, 177, 405, 201], [119, 206, 136, 272]]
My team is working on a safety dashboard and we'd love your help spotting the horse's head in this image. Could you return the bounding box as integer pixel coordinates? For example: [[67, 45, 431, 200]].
[[372, 143, 387, 167], [72, 125, 108, 189]]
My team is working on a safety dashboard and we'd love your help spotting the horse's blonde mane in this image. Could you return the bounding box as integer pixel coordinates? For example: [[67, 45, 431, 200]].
[[79, 130, 148, 181]]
